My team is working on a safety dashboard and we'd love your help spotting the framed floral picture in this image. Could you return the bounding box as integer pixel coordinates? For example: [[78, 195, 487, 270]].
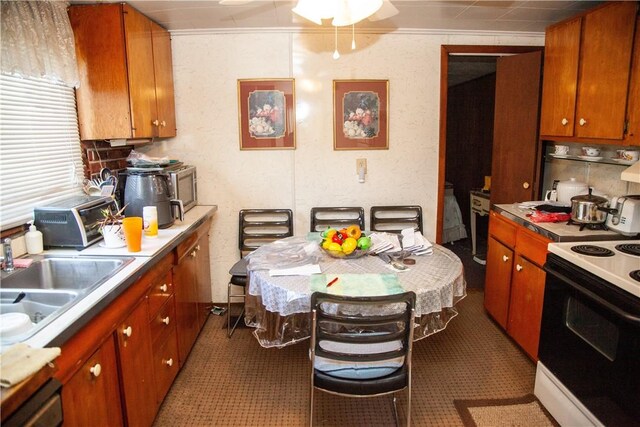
[[333, 79, 389, 150], [237, 78, 296, 150]]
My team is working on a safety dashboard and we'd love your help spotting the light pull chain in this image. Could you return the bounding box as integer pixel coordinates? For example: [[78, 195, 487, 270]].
[[351, 24, 356, 50], [333, 25, 340, 59]]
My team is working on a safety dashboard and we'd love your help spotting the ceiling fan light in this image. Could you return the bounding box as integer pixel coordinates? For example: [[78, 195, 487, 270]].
[[331, 0, 383, 26], [292, 0, 335, 25]]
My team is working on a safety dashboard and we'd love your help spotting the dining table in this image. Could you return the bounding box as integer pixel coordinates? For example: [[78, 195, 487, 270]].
[[243, 235, 467, 348]]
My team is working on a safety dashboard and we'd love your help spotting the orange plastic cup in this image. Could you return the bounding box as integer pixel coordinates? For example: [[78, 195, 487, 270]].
[[122, 217, 143, 252]]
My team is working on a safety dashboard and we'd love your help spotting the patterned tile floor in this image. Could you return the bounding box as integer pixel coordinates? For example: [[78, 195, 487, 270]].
[[154, 290, 536, 426]]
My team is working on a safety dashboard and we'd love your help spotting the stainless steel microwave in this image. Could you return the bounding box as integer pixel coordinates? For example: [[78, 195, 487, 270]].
[[168, 165, 197, 212]]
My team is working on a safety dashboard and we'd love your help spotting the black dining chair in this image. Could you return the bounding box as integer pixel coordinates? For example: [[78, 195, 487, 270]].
[[309, 291, 416, 427], [227, 209, 293, 337], [310, 207, 365, 232], [370, 206, 423, 234]]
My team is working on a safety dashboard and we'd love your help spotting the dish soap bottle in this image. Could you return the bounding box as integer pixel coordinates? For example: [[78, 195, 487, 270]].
[[25, 222, 43, 254]]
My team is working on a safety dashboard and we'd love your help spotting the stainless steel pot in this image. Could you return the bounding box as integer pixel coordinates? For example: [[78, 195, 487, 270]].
[[570, 189, 615, 224]]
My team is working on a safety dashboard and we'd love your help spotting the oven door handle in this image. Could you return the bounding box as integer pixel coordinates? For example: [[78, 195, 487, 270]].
[[547, 269, 640, 326]]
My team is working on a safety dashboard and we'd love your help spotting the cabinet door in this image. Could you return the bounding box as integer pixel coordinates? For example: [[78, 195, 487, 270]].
[[151, 21, 177, 138], [625, 15, 640, 145], [507, 255, 546, 361], [69, 4, 132, 140], [116, 298, 157, 426], [196, 232, 212, 329], [174, 247, 199, 365], [61, 336, 123, 427], [539, 17, 581, 137], [484, 237, 513, 329], [575, 1, 637, 139], [123, 4, 157, 139]]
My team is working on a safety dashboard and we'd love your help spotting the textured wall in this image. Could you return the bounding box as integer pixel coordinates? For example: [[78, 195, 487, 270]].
[[141, 30, 545, 303]]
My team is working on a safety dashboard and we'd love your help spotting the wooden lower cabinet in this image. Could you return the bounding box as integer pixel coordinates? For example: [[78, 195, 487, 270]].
[[58, 219, 213, 426], [483, 211, 551, 361], [484, 237, 514, 329], [117, 298, 157, 427], [61, 336, 123, 427]]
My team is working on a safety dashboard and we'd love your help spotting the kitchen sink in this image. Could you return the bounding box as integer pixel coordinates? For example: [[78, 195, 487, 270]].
[[0, 256, 134, 344], [1, 256, 134, 291], [0, 289, 80, 344]]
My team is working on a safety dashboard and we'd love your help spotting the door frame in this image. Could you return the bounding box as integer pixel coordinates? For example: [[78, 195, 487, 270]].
[[436, 45, 544, 243]]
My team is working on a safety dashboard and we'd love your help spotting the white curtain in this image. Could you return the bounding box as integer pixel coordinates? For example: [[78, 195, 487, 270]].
[[1, 0, 79, 88]]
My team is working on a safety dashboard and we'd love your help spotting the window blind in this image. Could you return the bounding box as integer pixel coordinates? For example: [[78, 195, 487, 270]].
[[0, 74, 84, 230]]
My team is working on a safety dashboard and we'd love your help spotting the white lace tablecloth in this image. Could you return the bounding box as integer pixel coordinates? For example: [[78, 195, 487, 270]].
[[243, 236, 467, 348]]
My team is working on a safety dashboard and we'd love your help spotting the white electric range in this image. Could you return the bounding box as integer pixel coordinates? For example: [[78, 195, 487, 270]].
[[536, 240, 640, 426], [547, 240, 640, 298]]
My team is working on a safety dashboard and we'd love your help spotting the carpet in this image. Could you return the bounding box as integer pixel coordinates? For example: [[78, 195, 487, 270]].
[[454, 394, 559, 427]]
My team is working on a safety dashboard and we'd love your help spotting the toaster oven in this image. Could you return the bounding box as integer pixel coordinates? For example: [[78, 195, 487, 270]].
[[34, 195, 117, 249]]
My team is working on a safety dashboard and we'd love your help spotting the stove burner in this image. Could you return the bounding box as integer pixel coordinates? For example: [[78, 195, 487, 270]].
[[566, 219, 608, 232], [570, 245, 615, 257], [615, 244, 640, 257], [630, 270, 640, 282]]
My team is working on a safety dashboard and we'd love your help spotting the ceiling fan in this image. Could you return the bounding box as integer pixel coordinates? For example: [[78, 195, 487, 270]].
[[218, 0, 400, 26]]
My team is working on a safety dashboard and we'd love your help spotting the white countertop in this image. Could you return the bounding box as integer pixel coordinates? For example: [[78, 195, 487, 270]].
[[494, 203, 626, 242], [4, 205, 217, 351]]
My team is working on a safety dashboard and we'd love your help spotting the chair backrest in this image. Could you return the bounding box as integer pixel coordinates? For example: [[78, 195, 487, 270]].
[[310, 291, 416, 381], [239, 209, 293, 256], [370, 205, 423, 234], [310, 207, 365, 232]]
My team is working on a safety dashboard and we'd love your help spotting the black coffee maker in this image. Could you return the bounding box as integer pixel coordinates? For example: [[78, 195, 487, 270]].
[[119, 170, 184, 228]]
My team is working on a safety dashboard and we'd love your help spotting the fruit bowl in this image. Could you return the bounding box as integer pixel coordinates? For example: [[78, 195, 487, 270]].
[[320, 246, 370, 259]]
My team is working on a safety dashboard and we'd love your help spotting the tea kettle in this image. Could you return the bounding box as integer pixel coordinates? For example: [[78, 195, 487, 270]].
[[123, 171, 184, 228]]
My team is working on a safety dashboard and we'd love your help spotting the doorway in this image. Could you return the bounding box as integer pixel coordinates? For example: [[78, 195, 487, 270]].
[[436, 45, 544, 288]]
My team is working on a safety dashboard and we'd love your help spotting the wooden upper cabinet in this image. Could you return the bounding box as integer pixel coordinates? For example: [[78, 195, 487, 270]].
[[539, 17, 581, 137], [625, 15, 640, 146], [540, 1, 638, 141], [151, 21, 177, 138], [69, 4, 177, 140]]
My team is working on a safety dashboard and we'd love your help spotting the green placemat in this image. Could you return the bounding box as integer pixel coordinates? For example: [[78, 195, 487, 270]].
[[310, 274, 404, 296]]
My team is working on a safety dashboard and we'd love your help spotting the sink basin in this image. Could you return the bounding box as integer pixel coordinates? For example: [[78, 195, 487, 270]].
[[1, 256, 134, 291], [0, 289, 80, 344], [0, 256, 134, 344]]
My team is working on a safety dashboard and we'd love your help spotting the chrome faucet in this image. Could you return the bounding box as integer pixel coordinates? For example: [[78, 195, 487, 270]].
[[3, 238, 14, 272]]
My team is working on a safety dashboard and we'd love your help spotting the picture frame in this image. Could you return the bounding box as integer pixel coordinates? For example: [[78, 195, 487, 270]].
[[237, 78, 296, 150], [333, 79, 389, 150]]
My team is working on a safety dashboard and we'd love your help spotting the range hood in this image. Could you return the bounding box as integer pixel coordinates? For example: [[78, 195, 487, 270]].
[[621, 161, 640, 183]]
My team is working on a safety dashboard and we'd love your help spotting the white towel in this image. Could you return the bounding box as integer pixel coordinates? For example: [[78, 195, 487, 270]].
[[0, 343, 61, 388]]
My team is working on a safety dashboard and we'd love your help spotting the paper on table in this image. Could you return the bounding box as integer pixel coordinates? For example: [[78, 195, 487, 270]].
[[269, 264, 322, 276], [310, 274, 404, 296], [401, 229, 433, 255], [369, 232, 401, 254]]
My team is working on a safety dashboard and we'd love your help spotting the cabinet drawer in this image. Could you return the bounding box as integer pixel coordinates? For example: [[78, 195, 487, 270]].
[[489, 212, 517, 248], [175, 233, 198, 262], [516, 228, 551, 268], [148, 271, 173, 319], [152, 328, 179, 404], [150, 294, 176, 347]]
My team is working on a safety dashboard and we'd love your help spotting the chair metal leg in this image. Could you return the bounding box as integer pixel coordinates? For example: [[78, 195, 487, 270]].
[[227, 282, 245, 338], [309, 385, 314, 427], [392, 394, 399, 427]]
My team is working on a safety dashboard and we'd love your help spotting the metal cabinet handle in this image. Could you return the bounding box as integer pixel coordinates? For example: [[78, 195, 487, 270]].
[[123, 326, 132, 337], [190, 250, 197, 258], [502, 255, 509, 262], [516, 264, 523, 272], [160, 284, 168, 292], [579, 118, 587, 126], [160, 120, 166, 127], [165, 358, 173, 367], [152, 119, 160, 126], [196, 244, 200, 251], [90, 363, 102, 377], [561, 118, 568, 126], [162, 316, 170, 325], [522, 182, 530, 189]]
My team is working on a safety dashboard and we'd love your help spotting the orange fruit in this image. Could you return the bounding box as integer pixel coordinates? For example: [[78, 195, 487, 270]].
[[346, 225, 362, 240]]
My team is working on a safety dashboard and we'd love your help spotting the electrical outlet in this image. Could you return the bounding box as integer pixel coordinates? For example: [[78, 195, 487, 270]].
[[356, 158, 367, 174]]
